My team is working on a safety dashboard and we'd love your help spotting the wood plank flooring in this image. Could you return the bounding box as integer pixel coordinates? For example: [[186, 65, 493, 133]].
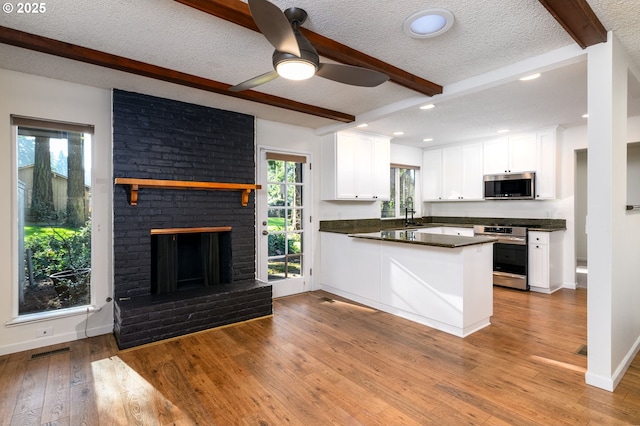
[[2, 287, 640, 425]]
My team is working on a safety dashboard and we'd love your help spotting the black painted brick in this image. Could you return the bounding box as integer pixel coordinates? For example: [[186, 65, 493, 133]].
[[112, 90, 269, 349], [114, 281, 272, 349]]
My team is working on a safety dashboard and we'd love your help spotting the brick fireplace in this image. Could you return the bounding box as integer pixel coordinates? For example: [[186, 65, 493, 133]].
[[112, 90, 271, 349]]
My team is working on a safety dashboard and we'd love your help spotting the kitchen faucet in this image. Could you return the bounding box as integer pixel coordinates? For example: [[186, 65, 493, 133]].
[[404, 196, 416, 226]]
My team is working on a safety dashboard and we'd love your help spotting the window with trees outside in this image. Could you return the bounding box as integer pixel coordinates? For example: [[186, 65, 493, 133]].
[[14, 117, 93, 316], [381, 166, 417, 219]]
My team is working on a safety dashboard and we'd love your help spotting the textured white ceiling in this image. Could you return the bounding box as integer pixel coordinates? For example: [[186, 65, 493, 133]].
[[0, 0, 638, 146]]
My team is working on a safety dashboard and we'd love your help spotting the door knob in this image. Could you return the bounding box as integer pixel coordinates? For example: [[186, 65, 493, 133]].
[[262, 230, 269, 235]]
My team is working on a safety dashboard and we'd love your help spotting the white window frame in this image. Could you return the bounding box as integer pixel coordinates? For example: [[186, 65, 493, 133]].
[[381, 165, 420, 219]]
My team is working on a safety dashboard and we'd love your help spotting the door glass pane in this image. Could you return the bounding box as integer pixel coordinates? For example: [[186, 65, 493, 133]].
[[267, 208, 284, 232], [287, 232, 302, 255], [287, 161, 303, 183], [17, 126, 92, 315], [287, 256, 302, 277], [268, 183, 285, 206], [268, 233, 285, 257], [287, 208, 303, 231], [287, 184, 302, 207], [268, 256, 286, 281]]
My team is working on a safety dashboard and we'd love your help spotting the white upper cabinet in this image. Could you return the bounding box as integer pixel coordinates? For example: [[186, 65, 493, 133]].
[[482, 128, 559, 199], [321, 131, 390, 201], [423, 142, 483, 201], [422, 149, 443, 201], [534, 127, 560, 200], [483, 134, 536, 174]]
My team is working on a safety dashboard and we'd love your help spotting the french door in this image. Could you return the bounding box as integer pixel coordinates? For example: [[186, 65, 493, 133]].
[[257, 148, 311, 298]]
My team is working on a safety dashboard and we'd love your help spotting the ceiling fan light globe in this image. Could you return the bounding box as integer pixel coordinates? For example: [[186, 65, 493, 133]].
[[276, 59, 316, 80]]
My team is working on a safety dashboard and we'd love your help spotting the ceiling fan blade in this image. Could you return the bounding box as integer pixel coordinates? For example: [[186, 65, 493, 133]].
[[248, 0, 301, 57], [316, 63, 389, 87], [229, 70, 279, 92]]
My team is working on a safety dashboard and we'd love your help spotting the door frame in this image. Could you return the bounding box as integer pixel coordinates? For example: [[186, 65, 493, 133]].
[[256, 146, 313, 298]]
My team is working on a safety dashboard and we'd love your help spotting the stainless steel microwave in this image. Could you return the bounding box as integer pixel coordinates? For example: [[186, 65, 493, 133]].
[[484, 172, 535, 200]]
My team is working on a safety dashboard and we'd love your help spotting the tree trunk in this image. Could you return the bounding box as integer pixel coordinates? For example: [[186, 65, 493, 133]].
[[66, 132, 85, 228], [31, 136, 54, 221]]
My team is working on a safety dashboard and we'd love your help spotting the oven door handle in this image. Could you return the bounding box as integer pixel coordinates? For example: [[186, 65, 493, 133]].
[[494, 237, 526, 245], [493, 271, 527, 279]]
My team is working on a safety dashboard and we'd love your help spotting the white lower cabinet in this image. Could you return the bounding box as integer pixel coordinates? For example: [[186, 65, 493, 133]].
[[528, 231, 563, 293], [319, 232, 494, 337]]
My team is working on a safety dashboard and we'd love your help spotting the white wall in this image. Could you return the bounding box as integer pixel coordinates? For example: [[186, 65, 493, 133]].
[[0, 69, 113, 356], [585, 33, 640, 391]]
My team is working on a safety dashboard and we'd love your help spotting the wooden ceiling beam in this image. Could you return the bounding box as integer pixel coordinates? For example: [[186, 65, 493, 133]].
[[174, 0, 443, 97], [539, 0, 607, 49], [0, 26, 354, 123]]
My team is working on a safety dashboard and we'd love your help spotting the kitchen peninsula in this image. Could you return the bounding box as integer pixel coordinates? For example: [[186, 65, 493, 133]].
[[319, 226, 496, 338]]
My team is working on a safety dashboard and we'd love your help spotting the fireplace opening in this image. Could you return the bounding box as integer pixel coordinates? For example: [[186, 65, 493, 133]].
[[150, 228, 232, 294]]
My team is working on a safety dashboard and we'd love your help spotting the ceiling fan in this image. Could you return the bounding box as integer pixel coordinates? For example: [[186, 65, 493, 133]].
[[229, 0, 390, 92]]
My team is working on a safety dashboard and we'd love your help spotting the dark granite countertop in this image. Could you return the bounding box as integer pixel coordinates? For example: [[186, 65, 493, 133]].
[[320, 216, 566, 234], [349, 230, 497, 248]]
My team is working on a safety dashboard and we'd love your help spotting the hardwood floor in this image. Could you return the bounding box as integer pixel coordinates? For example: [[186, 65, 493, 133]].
[[2, 287, 640, 425]]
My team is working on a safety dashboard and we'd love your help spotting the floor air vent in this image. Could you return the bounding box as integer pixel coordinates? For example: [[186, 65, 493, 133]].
[[31, 347, 70, 359], [576, 345, 588, 356]]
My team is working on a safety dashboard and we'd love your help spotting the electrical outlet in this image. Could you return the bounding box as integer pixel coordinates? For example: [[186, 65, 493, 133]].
[[36, 327, 53, 338]]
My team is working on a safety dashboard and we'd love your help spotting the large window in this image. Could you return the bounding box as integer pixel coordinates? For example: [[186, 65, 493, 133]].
[[381, 166, 417, 219], [14, 117, 93, 315]]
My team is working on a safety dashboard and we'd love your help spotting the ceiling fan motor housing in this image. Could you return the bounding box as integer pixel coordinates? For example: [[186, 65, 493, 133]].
[[272, 26, 320, 71]]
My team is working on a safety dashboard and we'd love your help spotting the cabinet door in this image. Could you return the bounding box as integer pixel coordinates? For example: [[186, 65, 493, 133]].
[[372, 137, 391, 200], [535, 129, 557, 199], [508, 133, 537, 173], [354, 135, 374, 199], [460, 143, 483, 200], [442, 146, 462, 199], [528, 242, 549, 289], [335, 133, 358, 199], [483, 138, 509, 174], [422, 149, 443, 201]]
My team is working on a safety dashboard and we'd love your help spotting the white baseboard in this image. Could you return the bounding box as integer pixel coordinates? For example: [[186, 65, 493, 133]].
[[585, 334, 640, 392], [0, 324, 113, 357]]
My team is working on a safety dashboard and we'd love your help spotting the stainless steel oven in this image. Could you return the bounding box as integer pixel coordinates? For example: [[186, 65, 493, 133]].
[[473, 225, 529, 290]]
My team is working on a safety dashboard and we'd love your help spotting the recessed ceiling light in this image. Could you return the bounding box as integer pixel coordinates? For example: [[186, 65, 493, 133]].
[[519, 73, 541, 81], [356, 123, 368, 128], [423, 138, 434, 142], [393, 131, 404, 136], [582, 113, 589, 118], [403, 9, 454, 39], [497, 129, 510, 134], [420, 103, 435, 110]]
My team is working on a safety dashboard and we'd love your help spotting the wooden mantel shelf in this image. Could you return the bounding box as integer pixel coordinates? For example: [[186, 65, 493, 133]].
[[114, 178, 261, 206]]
